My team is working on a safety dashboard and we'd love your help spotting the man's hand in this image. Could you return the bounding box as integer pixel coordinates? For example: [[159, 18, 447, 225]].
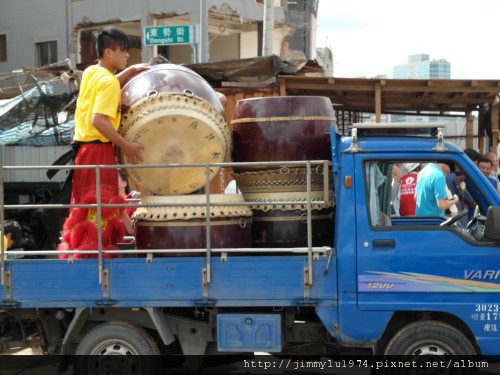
[[117, 63, 151, 87], [131, 63, 150, 75], [122, 141, 144, 165]]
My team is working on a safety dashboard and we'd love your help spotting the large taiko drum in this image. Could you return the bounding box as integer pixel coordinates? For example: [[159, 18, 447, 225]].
[[133, 194, 252, 257], [248, 191, 335, 248], [119, 64, 229, 195], [230, 96, 335, 171]]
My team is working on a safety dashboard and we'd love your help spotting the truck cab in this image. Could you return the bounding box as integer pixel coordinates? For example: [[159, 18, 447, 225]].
[[333, 123, 500, 357]]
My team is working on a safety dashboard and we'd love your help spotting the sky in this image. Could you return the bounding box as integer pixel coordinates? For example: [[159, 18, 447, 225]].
[[316, 0, 500, 79]]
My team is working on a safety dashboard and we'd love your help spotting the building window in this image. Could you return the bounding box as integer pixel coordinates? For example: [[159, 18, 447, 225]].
[[0, 34, 6, 62], [36, 41, 57, 67]]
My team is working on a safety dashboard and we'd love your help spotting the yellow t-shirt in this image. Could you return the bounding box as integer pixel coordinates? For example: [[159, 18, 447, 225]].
[[74, 65, 122, 142]]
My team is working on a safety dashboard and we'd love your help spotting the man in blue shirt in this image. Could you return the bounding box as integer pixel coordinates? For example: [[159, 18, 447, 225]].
[[477, 158, 498, 191], [416, 163, 460, 217]]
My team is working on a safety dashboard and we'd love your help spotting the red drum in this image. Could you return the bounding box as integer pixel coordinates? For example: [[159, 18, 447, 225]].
[[119, 64, 229, 195], [230, 96, 335, 171], [248, 191, 334, 248], [133, 195, 252, 257]]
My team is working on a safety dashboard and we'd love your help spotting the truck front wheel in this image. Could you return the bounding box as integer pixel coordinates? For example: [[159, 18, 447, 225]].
[[384, 321, 477, 374], [74, 321, 161, 375]]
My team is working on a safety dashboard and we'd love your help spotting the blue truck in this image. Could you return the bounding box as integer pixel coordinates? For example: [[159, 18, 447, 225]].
[[1, 122, 499, 373]]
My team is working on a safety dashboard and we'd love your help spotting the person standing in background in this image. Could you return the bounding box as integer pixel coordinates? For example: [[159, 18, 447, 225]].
[[118, 169, 140, 236], [2, 220, 22, 259], [446, 165, 476, 226], [463, 148, 481, 165], [393, 163, 420, 216], [477, 157, 498, 191], [416, 162, 459, 218], [483, 152, 500, 193]]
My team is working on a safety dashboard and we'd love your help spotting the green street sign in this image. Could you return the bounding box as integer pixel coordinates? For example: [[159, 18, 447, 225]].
[[143, 25, 194, 46]]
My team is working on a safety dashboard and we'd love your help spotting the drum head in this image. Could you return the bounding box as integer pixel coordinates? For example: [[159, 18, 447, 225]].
[[119, 92, 229, 195]]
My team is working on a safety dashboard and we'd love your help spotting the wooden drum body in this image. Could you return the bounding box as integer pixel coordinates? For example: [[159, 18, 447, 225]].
[[133, 195, 252, 257], [231, 96, 335, 171], [119, 64, 229, 195], [247, 191, 334, 248]]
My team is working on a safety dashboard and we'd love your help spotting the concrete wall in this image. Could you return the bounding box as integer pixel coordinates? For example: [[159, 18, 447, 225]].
[[0, 0, 287, 72], [209, 33, 240, 62], [240, 31, 259, 59], [0, 0, 69, 72]]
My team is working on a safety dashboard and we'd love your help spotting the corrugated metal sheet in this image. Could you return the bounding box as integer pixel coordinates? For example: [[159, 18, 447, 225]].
[[1, 145, 69, 183]]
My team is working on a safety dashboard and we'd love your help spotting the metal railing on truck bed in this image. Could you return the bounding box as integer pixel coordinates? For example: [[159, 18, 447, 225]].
[[0, 160, 334, 299]]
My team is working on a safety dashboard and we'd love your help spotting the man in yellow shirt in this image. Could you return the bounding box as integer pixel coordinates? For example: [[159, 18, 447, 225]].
[[58, 27, 149, 259], [70, 27, 149, 204]]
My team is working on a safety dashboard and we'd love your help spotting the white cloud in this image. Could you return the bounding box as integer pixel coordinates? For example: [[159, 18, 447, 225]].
[[316, 0, 500, 79]]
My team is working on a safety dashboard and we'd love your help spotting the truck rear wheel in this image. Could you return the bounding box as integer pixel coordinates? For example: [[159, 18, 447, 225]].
[[74, 321, 161, 375], [384, 320, 477, 374]]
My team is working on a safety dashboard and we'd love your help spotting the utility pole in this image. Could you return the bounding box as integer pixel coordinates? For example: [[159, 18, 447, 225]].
[[263, 0, 274, 56], [197, 0, 208, 63]]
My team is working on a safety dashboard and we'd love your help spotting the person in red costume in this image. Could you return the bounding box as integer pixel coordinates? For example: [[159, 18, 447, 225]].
[[58, 28, 149, 259]]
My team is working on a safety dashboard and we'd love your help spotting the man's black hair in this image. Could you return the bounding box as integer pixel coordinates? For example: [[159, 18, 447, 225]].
[[118, 168, 128, 182], [463, 148, 481, 162], [117, 169, 131, 195], [4, 220, 22, 245], [148, 55, 170, 65], [95, 27, 130, 58], [478, 157, 493, 166]]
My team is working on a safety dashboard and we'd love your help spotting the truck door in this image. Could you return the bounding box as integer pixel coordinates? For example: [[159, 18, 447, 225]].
[[354, 154, 500, 354]]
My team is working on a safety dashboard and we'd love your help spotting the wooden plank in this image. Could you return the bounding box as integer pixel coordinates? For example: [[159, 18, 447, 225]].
[[375, 82, 382, 123], [221, 78, 276, 88], [491, 100, 499, 153], [466, 111, 474, 149]]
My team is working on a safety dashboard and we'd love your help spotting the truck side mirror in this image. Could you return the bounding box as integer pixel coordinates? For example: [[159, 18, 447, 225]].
[[484, 207, 500, 241]]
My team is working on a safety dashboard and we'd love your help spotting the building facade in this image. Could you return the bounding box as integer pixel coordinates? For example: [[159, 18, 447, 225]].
[[285, 0, 319, 60], [0, 0, 319, 73], [393, 54, 451, 79], [316, 47, 333, 76], [392, 54, 478, 149]]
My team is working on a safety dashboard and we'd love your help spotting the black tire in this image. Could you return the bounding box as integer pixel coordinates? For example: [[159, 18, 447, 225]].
[[384, 320, 477, 375], [73, 321, 161, 375]]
